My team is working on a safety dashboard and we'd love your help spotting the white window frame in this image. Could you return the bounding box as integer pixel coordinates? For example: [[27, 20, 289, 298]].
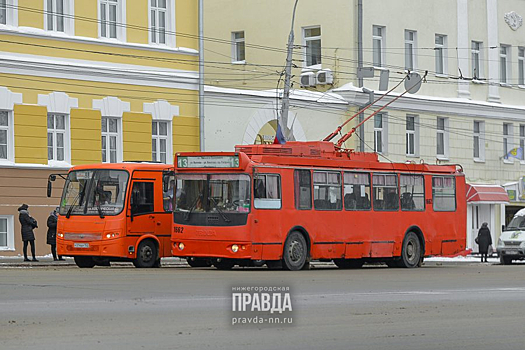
[[0, 87, 21, 164], [0, 215, 14, 251], [47, 113, 68, 163], [98, 0, 125, 40], [374, 113, 388, 154], [471, 41, 483, 80], [404, 30, 417, 71], [101, 116, 122, 163], [500, 44, 511, 85], [473, 120, 485, 162], [503, 122, 514, 162], [435, 34, 448, 76], [148, 0, 175, 47], [143, 99, 178, 164], [436, 117, 449, 160], [1, 0, 18, 26], [519, 124, 525, 162], [231, 31, 246, 63], [0, 110, 14, 163], [303, 25, 322, 69], [44, 0, 74, 35], [372, 25, 385, 68], [152, 120, 171, 164], [93, 97, 129, 163], [405, 114, 419, 157], [519, 47, 525, 87]]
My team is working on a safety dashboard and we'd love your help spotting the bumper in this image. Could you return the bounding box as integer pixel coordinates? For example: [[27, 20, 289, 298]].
[[57, 239, 127, 258], [497, 248, 525, 259], [172, 239, 253, 259]]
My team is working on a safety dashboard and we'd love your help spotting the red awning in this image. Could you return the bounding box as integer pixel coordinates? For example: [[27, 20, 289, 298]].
[[466, 184, 509, 203]]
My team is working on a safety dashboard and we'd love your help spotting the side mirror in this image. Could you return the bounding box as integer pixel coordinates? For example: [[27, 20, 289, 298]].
[[163, 170, 174, 192], [47, 180, 52, 198]]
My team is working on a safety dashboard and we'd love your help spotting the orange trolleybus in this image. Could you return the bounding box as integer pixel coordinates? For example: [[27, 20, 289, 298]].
[[170, 141, 466, 270], [48, 162, 174, 268]]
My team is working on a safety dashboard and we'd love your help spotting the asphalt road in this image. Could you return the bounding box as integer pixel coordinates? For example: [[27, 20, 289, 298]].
[[1, 262, 525, 350]]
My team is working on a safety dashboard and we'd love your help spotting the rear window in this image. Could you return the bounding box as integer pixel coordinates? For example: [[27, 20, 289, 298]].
[[432, 176, 456, 211]]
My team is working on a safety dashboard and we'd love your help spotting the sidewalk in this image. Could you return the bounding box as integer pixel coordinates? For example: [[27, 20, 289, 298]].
[[0, 255, 189, 267]]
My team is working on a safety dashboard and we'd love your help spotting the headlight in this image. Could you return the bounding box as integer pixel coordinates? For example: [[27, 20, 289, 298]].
[[231, 244, 239, 253], [497, 238, 504, 247], [520, 241, 525, 248], [178, 242, 185, 250]]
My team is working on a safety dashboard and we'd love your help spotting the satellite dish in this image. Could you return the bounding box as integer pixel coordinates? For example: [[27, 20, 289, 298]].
[[404, 72, 422, 94]]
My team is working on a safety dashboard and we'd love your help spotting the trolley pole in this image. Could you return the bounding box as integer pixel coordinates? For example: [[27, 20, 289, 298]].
[[280, 0, 299, 141]]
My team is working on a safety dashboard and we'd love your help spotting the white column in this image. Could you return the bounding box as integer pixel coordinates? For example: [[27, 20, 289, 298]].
[[487, 0, 500, 103], [457, 0, 470, 99]]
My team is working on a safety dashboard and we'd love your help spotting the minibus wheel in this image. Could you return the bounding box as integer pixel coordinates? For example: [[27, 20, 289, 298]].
[[333, 258, 364, 269], [74, 256, 96, 268], [283, 231, 308, 271], [399, 232, 421, 268], [133, 240, 157, 268]]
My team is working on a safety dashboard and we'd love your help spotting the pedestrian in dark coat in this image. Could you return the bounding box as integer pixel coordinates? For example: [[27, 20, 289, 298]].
[[476, 222, 492, 262], [47, 208, 64, 261], [18, 204, 38, 262]]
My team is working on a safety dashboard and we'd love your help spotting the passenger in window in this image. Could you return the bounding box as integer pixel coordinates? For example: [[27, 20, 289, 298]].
[[18, 204, 38, 262], [255, 178, 266, 198], [401, 192, 415, 210], [344, 192, 356, 209]]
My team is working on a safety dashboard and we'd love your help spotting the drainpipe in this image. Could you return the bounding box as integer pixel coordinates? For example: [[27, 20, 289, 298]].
[[199, 0, 205, 151]]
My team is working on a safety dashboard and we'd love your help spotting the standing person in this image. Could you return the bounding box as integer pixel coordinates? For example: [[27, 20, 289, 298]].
[[47, 208, 64, 261], [18, 204, 38, 262], [476, 222, 492, 263]]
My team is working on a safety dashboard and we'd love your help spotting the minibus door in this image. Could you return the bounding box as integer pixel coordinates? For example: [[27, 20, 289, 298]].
[[128, 180, 156, 238]]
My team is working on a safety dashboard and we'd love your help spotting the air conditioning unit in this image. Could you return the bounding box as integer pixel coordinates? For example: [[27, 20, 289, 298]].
[[300, 72, 316, 87], [316, 69, 333, 85]]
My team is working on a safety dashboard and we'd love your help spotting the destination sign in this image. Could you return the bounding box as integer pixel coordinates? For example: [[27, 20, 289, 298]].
[[177, 155, 240, 168]]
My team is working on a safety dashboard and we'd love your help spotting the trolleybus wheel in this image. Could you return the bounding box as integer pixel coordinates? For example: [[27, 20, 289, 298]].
[[133, 240, 157, 268], [333, 258, 364, 269], [500, 256, 513, 265], [187, 257, 212, 268], [74, 256, 96, 268], [214, 258, 235, 270], [283, 231, 308, 271], [399, 232, 421, 268]]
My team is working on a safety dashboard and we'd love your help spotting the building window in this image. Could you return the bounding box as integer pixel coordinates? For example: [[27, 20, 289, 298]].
[[437, 117, 448, 159], [0, 110, 9, 160], [150, 0, 167, 44], [0, 0, 6, 25], [102, 116, 120, 163], [503, 123, 513, 160], [406, 115, 417, 156], [0, 215, 14, 251], [0, 0, 18, 26], [46, 0, 64, 32], [374, 113, 387, 154], [500, 44, 511, 84], [100, 0, 118, 39], [232, 31, 245, 62], [152, 120, 169, 163], [405, 30, 417, 70], [47, 114, 67, 162], [519, 47, 525, 86], [471, 41, 483, 79], [435, 34, 447, 75], [520, 125, 525, 161], [304, 26, 321, 67], [473, 121, 484, 161], [372, 25, 385, 67]]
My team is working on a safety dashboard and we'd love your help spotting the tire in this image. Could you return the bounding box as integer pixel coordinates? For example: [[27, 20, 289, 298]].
[[500, 256, 513, 265], [214, 259, 235, 270], [333, 258, 364, 269], [399, 232, 422, 268], [133, 240, 157, 268], [74, 256, 96, 268], [187, 257, 212, 268], [282, 231, 309, 271]]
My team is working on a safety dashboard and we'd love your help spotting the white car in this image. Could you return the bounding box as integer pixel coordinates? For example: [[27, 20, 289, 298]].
[[497, 208, 525, 265]]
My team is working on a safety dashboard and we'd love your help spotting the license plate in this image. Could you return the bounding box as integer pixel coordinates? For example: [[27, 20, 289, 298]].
[[74, 243, 90, 248], [505, 250, 519, 255]]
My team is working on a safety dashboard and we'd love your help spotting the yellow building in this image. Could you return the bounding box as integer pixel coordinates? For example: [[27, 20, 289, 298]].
[[0, 0, 200, 256]]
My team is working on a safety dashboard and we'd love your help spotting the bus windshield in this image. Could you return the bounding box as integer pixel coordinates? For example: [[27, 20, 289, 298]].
[[59, 170, 129, 216], [175, 174, 251, 214]]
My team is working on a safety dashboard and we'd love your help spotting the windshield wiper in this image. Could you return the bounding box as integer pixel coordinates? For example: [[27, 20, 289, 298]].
[[94, 189, 106, 219], [184, 195, 202, 221], [66, 184, 86, 219], [209, 197, 231, 223]]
